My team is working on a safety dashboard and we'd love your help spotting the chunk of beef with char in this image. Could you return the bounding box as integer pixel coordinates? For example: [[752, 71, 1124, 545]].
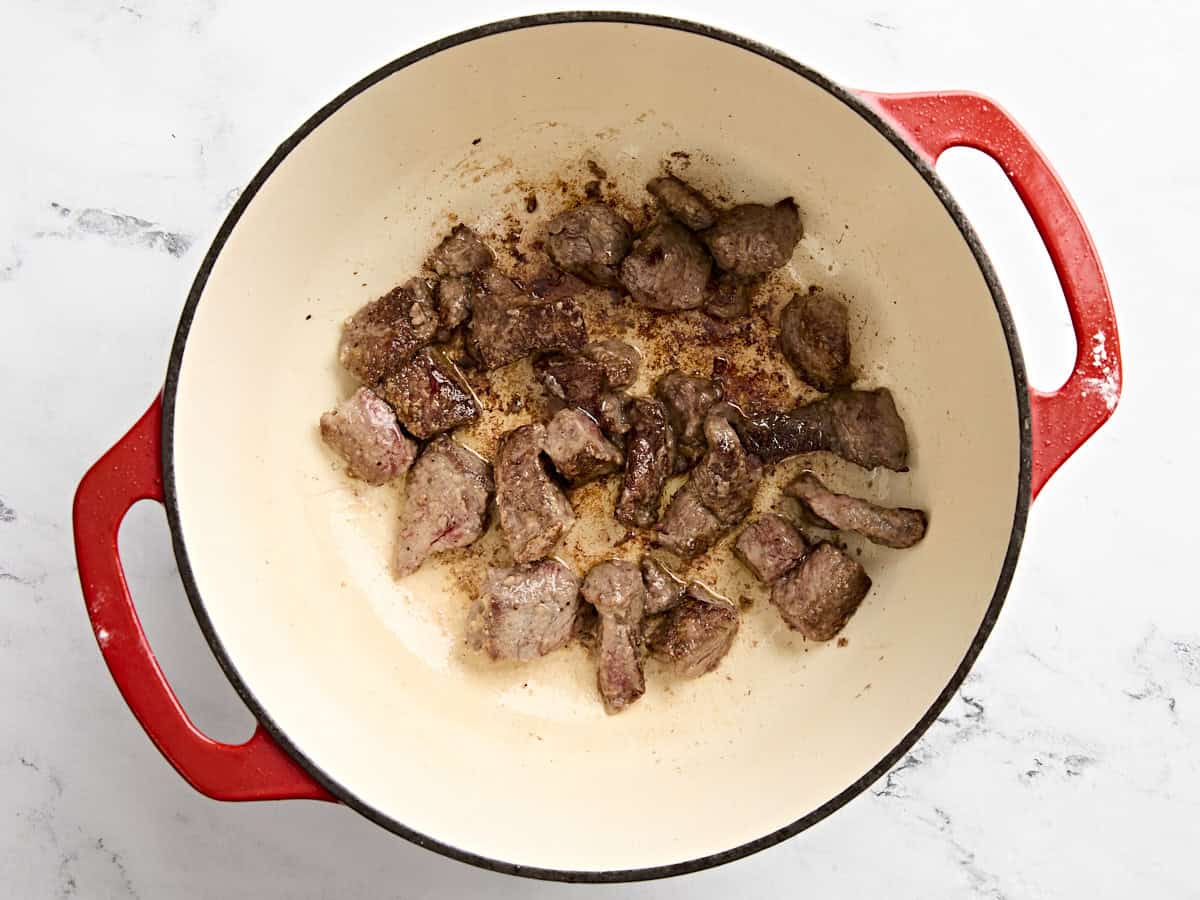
[[466, 559, 580, 661], [543, 408, 624, 485], [734, 514, 811, 583], [653, 483, 723, 559], [640, 556, 686, 616], [615, 398, 677, 528], [704, 272, 754, 320], [467, 269, 587, 370], [702, 198, 801, 276], [779, 292, 853, 391], [319, 387, 418, 485], [534, 339, 639, 418], [597, 391, 632, 439], [770, 542, 871, 641], [394, 437, 493, 577], [784, 473, 927, 549], [377, 347, 479, 439], [339, 277, 438, 383], [546, 203, 633, 286], [582, 560, 646, 712], [619, 221, 712, 311], [731, 388, 909, 471], [494, 424, 575, 564], [654, 370, 722, 472], [436, 275, 474, 338], [647, 583, 739, 678], [689, 406, 763, 526], [646, 174, 718, 231], [581, 339, 641, 388], [428, 224, 493, 276]]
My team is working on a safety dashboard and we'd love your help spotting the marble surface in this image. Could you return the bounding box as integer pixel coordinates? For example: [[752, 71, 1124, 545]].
[[2, 1, 1196, 896]]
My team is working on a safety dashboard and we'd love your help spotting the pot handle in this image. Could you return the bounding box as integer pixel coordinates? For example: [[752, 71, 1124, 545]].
[[857, 91, 1122, 498], [72, 396, 333, 802]]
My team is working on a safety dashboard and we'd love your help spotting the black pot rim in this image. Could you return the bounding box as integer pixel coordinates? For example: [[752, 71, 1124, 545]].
[[161, 10, 1032, 885]]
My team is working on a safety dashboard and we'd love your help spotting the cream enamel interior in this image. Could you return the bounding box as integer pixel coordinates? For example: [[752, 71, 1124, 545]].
[[169, 22, 1021, 873]]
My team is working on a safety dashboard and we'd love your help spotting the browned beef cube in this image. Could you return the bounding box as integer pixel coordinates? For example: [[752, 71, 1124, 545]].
[[734, 514, 810, 583], [704, 272, 754, 320], [654, 370, 722, 471], [495, 424, 575, 563], [339, 277, 438, 383], [784, 473, 927, 548], [640, 556, 686, 615], [580, 340, 641, 388], [779, 292, 853, 391], [394, 437, 493, 576], [546, 203, 633, 286], [646, 174, 718, 231], [535, 340, 640, 418], [597, 391, 631, 438], [436, 275, 474, 336], [466, 559, 580, 660], [770, 542, 871, 640], [619, 221, 712, 311], [653, 483, 724, 558], [319, 387, 417, 485], [703, 199, 801, 276], [377, 348, 479, 439], [428, 225, 493, 276], [647, 584, 739, 678], [582, 560, 646, 712], [615, 398, 676, 528], [467, 269, 587, 370], [689, 408, 763, 526], [543, 408, 623, 485]]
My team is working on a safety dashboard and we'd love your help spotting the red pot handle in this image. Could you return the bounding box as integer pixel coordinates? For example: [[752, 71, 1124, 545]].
[[858, 91, 1122, 498], [72, 396, 333, 802]]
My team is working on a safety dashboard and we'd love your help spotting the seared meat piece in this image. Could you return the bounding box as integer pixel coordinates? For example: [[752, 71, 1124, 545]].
[[543, 408, 623, 485], [770, 542, 871, 641], [784, 473, 927, 548], [428, 224, 493, 276], [619, 221, 712, 311], [704, 272, 753, 320], [546, 203, 633, 286], [703, 199, 801, 276], [582, 560, 646, 712], [494, 424, 575, 563], [468, 269, 587, 370], [735, 514, 810, 583], [732, 389, 909, 471], [377, 347, 479, 439], [466, 559, 580, 661], [339, 277, 438, 383], [654, 371, 722, 471], [536, 340, 641, 418], [395, 437, 493, 577], [779, 292, 852, 391], [597, 391, 631, 438], [647, 583, 739, 678], [436, 275, 474, 335], [646, 174, 717, 231], [581, 339, 641, 389], [689, 407, 763, 526], [653, 483, 723, 558], [319, 387, 417, 485], [615, 398, 677, 528], [640, 556, 686, 615]]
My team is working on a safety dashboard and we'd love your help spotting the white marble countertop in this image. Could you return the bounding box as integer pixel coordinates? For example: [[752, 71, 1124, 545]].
[[2, 1, 1195, 896]]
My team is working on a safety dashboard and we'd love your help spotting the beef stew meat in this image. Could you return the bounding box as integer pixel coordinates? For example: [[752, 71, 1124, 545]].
[[784, 473, 927, 549], [779, 291, 853, 391], [543, 408, 624, 485], [646, 174, 718, 231], [582, 561, 647, 713], [534, 340, 639, 417], [428, 224, 494, 276], [494, 424, 576, 564], [436, 275, 474, 336], [467, 269, 588, 370], [597, 391, 631, 438], [640, 555, 687, 616], [690, 407, 764, 527], [654, 370, 723, 472], [771, 542, 871, 641], [734, 514, 811, 583], [619, 221, 713, 311], [339, 277, 438, 383], [733, 388, 909, 471], [647, 583, 739, 678], [615, 398, 677, 528], [319, 387, 418, 485], [394, 437, 493, 577], [580, 339, 641, 389], [653, 483, 724, 559], [704, 272, 754, 321], [377, 347, 480, 439], [466, 559, 581, 661], [546, 203, 634, 286], [703, 199, 801, 276]]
